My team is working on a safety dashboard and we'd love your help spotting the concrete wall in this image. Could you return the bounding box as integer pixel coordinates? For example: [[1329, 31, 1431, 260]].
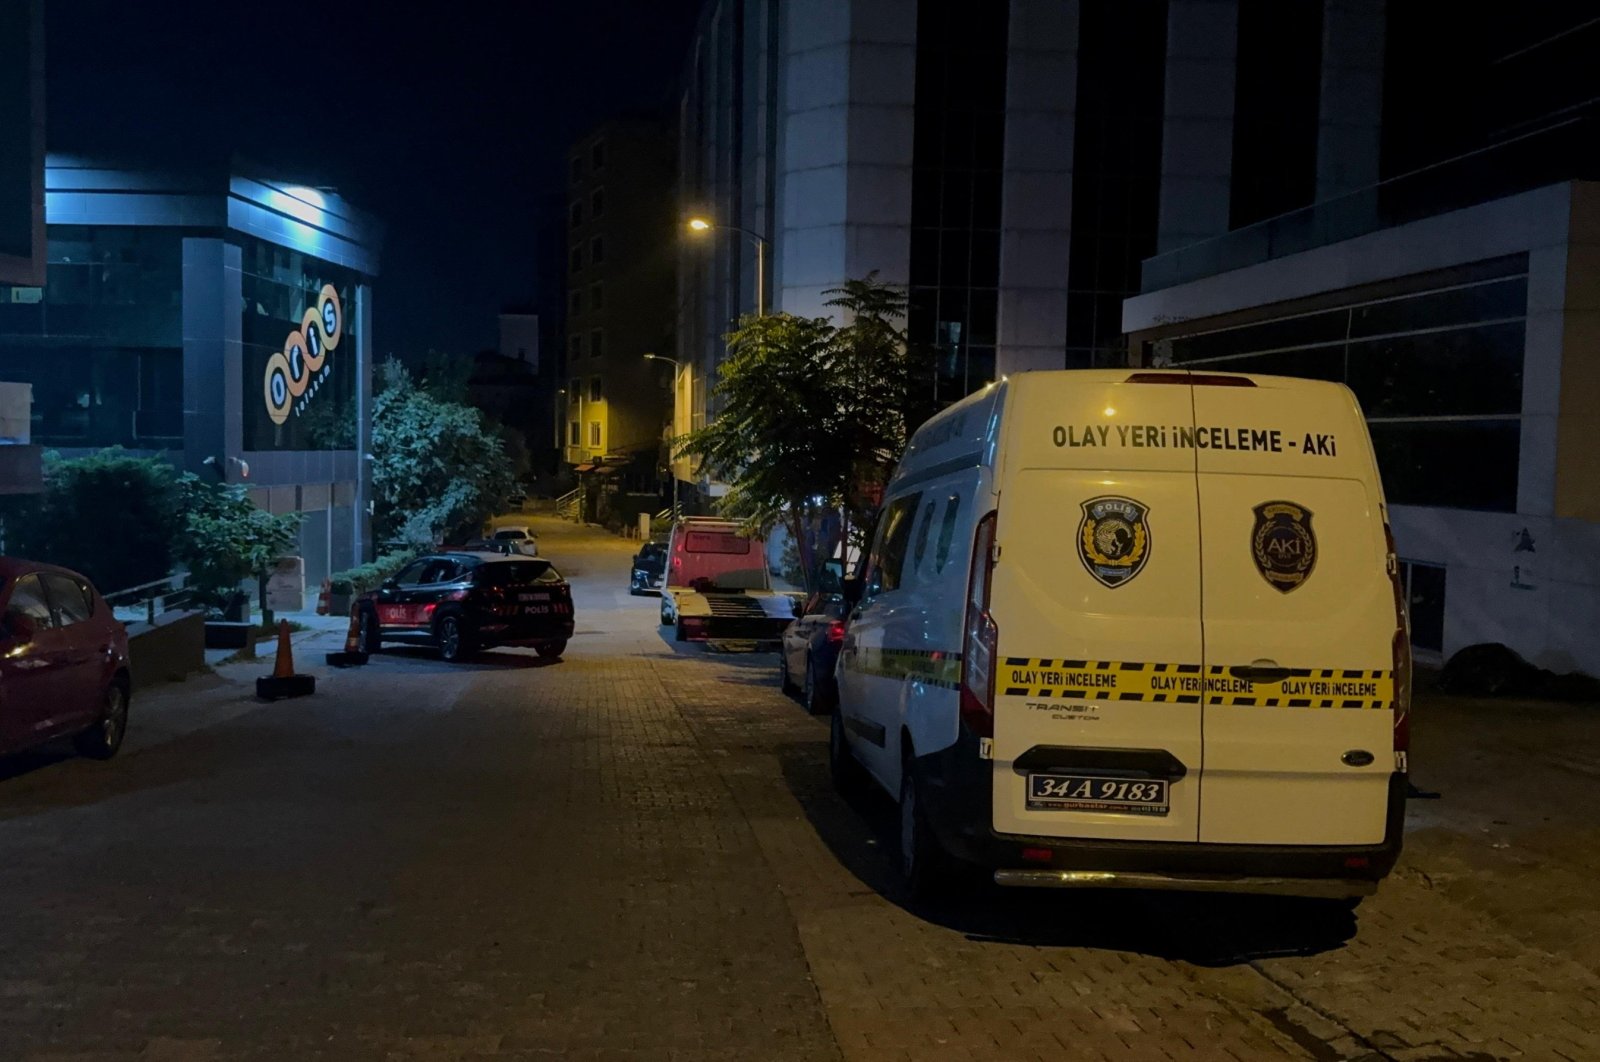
[[996, 0, 1077, 376], [126, 610, 207, 689]]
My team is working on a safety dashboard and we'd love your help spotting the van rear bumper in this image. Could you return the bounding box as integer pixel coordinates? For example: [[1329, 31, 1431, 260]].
[[916, 727, 1406, 890]]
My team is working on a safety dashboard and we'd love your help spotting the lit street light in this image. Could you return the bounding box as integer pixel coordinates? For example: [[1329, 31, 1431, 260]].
[[685, 216, 767, 317]]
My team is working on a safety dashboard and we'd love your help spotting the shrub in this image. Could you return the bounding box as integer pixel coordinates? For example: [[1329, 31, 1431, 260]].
[[332, 550, 415, 594]]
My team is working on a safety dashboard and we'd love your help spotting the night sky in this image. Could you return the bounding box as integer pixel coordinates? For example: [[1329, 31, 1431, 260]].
[[46, 1, 704, 362]]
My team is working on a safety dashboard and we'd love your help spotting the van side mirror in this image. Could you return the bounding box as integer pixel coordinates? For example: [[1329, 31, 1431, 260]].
[[840, 575, 863, 608]]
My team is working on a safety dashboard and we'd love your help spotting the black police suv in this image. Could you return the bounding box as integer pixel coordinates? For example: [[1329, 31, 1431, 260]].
[[355, 552, 574, 663]]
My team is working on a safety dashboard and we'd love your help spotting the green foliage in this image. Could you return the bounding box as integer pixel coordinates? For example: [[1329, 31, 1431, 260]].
[[673, 274, 925, 589], [0, 449, 182, 591], [171, 475, 303, 607], [331, 550, 414, 594], [370, 359, 517, 548]]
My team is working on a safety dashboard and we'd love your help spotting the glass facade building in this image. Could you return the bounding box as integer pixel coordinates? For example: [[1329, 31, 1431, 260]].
[[0, 158, 382, 587]]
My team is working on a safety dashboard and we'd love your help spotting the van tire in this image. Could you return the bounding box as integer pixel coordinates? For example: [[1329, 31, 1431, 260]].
[[899, 753, 957, 901], [779, 652, 798, 696], [829, 711, 866, 798]]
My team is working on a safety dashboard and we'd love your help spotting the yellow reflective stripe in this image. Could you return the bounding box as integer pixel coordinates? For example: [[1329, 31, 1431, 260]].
[[998, 657, 1395, 709]]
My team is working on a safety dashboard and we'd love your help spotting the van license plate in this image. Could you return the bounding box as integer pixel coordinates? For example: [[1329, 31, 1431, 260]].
[[1027, 774, 1169, 816]]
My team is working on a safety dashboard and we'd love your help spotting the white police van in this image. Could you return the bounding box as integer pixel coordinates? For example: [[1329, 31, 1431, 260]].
[[831, 368, 1410, 901]]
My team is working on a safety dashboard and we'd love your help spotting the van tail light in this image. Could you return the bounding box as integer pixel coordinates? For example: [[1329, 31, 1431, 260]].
[[1384, 519, 1412, 755], [826, 620, 846, 645], [959, 511, 999, 738]]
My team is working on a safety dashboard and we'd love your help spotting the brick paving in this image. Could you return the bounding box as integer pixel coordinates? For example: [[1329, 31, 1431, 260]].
[[0, 517, 1597, 1060]]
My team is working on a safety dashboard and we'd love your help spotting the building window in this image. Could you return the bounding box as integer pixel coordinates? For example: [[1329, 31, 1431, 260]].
[[569, 290, 582, 316], [570, 156, 583, 184], [590, 282, 604, 310], [569, 421, 580, 446], [590, 329, 604, 358], [591, 188, 605, 218], [589, 421, 602, 447], [570, 201, 584, 228], [590, 235, 605, 264], [591, 140, 606, 170], [569, 334, 583, 362], [569, 246, 583, 273], [1159, 264, 1529, 513], [589, 376, 603, 401], [1229, 0, 1322, 228]]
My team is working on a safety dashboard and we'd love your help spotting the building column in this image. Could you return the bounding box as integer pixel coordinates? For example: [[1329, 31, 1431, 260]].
[[1316, 0, 1385, 199], [354, 282, 373, 563], [996, 0, 1077, 376], [181, 238, 243, 479], [1156, 0, 1238, 254]]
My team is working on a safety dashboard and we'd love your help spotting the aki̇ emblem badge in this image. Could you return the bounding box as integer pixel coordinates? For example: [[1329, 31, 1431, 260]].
[[1251, 501, 1317, 593], [1078, 496, 1151, 589]]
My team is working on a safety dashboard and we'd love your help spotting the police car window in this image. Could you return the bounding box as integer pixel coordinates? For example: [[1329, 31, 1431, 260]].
[[394, 560, 431, 585], [425, 560, 466, 584], [43, 574, 94, 625], [912, 499, 936, 572], [5, 574, 55, 628], [934, 495, 961, 572], [868, 492, 921, 595], [476, 560, 557, 586]]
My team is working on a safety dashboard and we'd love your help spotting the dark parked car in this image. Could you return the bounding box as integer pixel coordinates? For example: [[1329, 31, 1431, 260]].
[[0, 559, 131, 759], [355, 552, 574, 663], [629, 542, 667, 595], [779, 589, 848, 714]]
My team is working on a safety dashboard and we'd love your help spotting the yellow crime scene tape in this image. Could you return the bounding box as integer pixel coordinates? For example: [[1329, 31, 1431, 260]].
[[999, 658, 1394, 709]]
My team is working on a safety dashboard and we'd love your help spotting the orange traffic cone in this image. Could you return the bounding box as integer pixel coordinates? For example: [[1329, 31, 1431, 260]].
[[257, 618, 316, 700], [326, 607, 370, 668]]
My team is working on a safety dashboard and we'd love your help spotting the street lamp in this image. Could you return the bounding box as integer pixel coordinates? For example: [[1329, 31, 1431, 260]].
[[685, 216, 768, 317], [644, 352, 688, 521]]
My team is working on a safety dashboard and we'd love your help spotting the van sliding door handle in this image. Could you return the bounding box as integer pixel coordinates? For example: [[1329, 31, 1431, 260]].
[[1229, 665, 1291, 683]]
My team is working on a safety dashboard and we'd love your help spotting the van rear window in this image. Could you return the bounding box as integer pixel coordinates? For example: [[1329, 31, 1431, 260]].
[[683, 531, 751, 555]]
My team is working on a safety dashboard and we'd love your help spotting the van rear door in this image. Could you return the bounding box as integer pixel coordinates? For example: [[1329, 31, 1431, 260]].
[[1191, 375, 1396, 846], [990, 372, 1204, 844]]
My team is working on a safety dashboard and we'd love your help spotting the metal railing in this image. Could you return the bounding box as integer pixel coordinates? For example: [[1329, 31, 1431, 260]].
[[554, 487, 581, 521], [103, 573, 196, 625]]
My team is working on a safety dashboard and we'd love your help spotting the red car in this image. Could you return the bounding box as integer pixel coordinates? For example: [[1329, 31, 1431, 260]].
[[0, 559, 131, 759]]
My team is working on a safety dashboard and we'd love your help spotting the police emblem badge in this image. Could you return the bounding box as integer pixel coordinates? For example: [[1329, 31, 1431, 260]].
[[1251, 501, 1317, 593], [1078, 496, 1151, 589]]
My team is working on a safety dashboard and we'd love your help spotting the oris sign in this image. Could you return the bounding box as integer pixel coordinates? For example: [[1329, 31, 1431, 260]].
[[263, 284, 343, 426]]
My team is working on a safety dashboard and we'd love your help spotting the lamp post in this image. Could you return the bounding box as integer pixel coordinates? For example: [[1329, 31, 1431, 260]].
[[686, 216, 768, 317], [644, 352, 685, 521]]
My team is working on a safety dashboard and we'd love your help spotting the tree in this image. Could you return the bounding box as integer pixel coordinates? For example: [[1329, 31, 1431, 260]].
[[674, 274, 926, 590], [171, 475, 303, 610], [370, 359, 517, 547], [0, 449, 182, 592]]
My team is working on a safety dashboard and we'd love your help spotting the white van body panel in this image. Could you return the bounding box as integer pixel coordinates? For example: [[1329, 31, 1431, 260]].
[[989, 373, 1206, 843], [836, 384, 1001, 791]]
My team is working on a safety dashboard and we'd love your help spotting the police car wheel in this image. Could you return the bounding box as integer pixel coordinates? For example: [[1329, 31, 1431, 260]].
[[436, 615, 475, 663], [899, 756, 954, 899], [357, 608, 382, 655]]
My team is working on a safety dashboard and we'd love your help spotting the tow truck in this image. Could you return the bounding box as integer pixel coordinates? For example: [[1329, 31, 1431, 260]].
[[657, 517, 799, 644]]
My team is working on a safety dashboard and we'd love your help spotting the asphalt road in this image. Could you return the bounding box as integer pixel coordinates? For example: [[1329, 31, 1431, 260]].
[[2, 517, 1598, 1061]]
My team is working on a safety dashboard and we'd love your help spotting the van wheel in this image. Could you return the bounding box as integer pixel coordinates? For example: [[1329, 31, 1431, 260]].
[[899, 754, 956, 900], [779, 651, 797, 696], [829, 711, 866, 798]]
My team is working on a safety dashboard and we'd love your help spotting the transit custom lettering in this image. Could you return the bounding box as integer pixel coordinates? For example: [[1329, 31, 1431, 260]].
[[1051, 424, 1338, 456], [1281, 679, 1380, 697]]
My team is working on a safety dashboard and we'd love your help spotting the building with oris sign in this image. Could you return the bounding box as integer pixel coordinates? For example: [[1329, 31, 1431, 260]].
[[0, 156, 382, 589]]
